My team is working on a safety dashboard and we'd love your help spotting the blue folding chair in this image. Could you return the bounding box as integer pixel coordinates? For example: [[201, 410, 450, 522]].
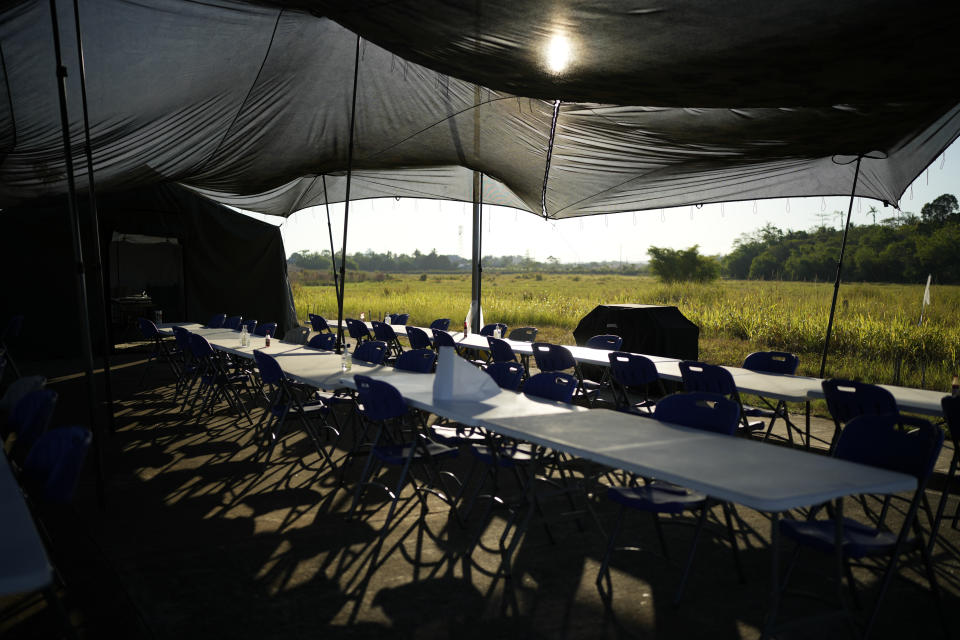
[[353, 340, 388, 365], [429, 318, 450, 332], [284, 326, 310, 345], [486, 336, 519, 364], [186, 333, 253, 424], [349, 375, 459, 535], [679, 360, 763, 435], [137, 317, 179, 385], [483, 362, 524, 392], [204, 313, 226, 328], [222, 315, 243, 330], [8, 389, 58, 465], [480, 323, 508, 337], [580, 334, 623, 407], [371, 321, 404, 360], [607, 351, 662, 414], [308, 313, 333, 333], [432, 329, 461, 356], [346, 317, 372, 343], [21, 425, 92, 504], [389, 313, 409, 326], [253, 349, 339, 469], [821, 378, 898, 452], [930, 394, 960, 550], [254, 322, 277, 338], [531, 342, 585, 399], [506, 326, 538, 342], [771, 414, 946, 639], [597, 392, 744, 604], [307, 333, 337, 350], [242, 319, 258, 334], [395, 349, 436, 373], [741, 351, 801, 445], [405, 326, 432, 351]]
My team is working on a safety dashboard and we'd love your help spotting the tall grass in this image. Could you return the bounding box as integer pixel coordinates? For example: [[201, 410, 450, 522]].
[[292, 273, 960, 394]]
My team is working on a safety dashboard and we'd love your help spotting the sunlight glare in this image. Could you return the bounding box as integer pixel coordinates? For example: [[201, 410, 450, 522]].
[[546, 33, 571, 74]]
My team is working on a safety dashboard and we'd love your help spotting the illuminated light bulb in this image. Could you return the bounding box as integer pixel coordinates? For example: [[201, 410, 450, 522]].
[[546, 34, 571, 74]]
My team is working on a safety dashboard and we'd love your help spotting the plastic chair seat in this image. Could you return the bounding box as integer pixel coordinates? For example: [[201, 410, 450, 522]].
[[606, 483, 707, 515], [780, 517, 907, 559], [372, 440, 458, 466]]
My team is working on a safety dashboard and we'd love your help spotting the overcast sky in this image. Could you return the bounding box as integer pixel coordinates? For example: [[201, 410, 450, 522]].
[[247, 140, 959, 264]]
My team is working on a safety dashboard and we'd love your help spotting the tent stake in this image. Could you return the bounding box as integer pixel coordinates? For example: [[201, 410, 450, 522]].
[[335, 34, 361, 354], [818, 155, 863, 378], [72, 0, 116, 438], [48, 0, 106, 506]]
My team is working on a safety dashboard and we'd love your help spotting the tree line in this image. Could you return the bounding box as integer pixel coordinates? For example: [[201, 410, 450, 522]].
[[649, 194, 960, 284]]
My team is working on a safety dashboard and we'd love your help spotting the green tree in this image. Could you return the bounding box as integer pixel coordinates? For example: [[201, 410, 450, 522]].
[[647, 245, 719, 283], [920, 194, 959, 225]]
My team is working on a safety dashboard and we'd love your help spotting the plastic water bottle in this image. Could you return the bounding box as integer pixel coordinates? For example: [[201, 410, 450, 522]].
[[385, 313, 391, 325], [463, 320, 469, 335], [360, 311, 365, 322], [240, 325, 248, 347], [265, 331, 271, 348], [342, 348, 353, 372], [493, 326, 501, 339]]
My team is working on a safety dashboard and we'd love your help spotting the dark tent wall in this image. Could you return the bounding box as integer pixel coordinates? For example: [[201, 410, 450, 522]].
[[0, 183, 297, 357]]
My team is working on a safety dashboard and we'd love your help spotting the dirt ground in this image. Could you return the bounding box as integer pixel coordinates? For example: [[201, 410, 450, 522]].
[[2, 349, 959, 639]]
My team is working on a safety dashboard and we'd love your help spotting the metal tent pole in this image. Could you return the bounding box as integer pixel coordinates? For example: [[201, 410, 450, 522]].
[[49, 0, 105, 505], [335, 35, 361, 354], [321, 174, 341, 303], [72, 0, 116, 437], [818, 155, 863, 378], [470, 172, 483, 333]]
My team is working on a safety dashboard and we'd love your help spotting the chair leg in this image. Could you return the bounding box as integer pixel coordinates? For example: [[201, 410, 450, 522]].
[[674, 504, 709, 605], [722, 502, 746, 585], [596, 506, 626, 594]]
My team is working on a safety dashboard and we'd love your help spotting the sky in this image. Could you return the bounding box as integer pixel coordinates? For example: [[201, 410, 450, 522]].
[[245, 140, 959, 264]]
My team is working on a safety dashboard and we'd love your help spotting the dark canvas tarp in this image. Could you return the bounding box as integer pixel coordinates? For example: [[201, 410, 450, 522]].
[[573, 305, 699, 361], [0, 0, 957, 220], [0, 183, 297, 357]]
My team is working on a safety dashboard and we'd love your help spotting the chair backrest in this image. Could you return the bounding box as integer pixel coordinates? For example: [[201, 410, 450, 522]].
[[480, 323, 508, 337], [654, 392, 740, 435], [284, 326, 310, 345], [524, 371, 577, 403], [189, 333, 215, 359], [255, 322, 277, 337], [429, 318, 450, 331], [486, 336, 517, 363], [679, 361, 737, 396], [307, 333, 337, 350], [172, 326, 192, 350], [371, 321, 399, 341], [243, 319, 258, 334], [395, 349, 436, 373], [484, 362, 524, 391], [835, 413, 943, 482], [405, 326, 432, 350], [308, 313, 331, 333], [253, 349, 284, 385], [137, 317, 160, 340], [532, 342, 576, 372], [353, 340, 388, 365], [941, 395, 960, 453], [742, 351, 799, 375], [608, 351, 659, 387], [390, 313, 410, 325], [821, 379, 898, 426], [432, 329, 457, 350], [11, 388, 58, 453], [507, 326, 538, 342], [205, 313, 226, 328], [585, 334, 623, 351], [22, 425, 92, 504], [354, 375, 407, 421], [223, 315, 243, 330], [346, 318, 371, 340]]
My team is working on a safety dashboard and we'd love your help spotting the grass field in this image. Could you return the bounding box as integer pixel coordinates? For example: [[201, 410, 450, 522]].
[[292, 273, 960, 413]]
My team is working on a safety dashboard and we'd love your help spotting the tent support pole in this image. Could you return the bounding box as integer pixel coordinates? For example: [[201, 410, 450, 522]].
[[470, 172, 483, 333], [321, 174, 341, 303], [72, 0, 116, 438], [335, 35, 361, 354], [818, 155, 863, 378], [49, 0, 105, 506]]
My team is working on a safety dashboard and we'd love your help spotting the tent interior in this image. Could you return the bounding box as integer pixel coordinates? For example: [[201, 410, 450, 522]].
[[0, 183, 296, 358]]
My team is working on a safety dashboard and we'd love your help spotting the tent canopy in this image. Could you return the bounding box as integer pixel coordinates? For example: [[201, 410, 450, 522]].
[[0, 0, 958, 218]]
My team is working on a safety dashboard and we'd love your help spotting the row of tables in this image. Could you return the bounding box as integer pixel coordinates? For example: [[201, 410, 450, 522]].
[[161, 320, 929, 635]]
